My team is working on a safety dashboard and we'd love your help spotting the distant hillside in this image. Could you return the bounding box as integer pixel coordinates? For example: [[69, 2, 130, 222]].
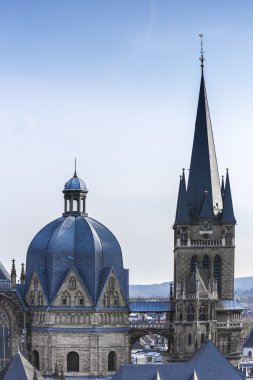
[[129, 277, 253, 298]]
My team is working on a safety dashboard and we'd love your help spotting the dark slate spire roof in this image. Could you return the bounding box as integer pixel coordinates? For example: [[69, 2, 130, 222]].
[[221, 175, 225, 199], [174, 170, 191, 225], [3, 351, 44, 380], [187, 71, 222, 220], [221, 170, 236, 224], [198, 191, 213, 219]]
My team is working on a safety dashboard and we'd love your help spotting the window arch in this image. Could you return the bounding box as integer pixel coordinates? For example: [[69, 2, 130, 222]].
[[191, 255, 198, 272], [109, 277, 115, 290], [199, 305, 206, 321], [213, 255, 221, 292], [114, 292, 119, 307], [69, 276, 76, 290], [248, 350, 252, 357], [103, 292, 110, 307], [67, 351, 79, 372], [108, 351, 117, 371], [32, 350, 40, 370], [0, 309, 10, 365], [186, 303, 195, 321], [202, 255, 209, 269]]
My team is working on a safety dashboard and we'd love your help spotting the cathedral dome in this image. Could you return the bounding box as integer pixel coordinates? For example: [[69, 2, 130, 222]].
[[64, 175, 87, 192], [25, 173, 127, 305]]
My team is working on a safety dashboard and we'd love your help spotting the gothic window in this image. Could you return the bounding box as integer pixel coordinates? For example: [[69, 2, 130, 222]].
[[224, 226, 233, 245], [32, 350, 40, 370], [108, 351, 117, 371], [199, 305, 206, 321], [248, 351, 252, 357], [201, 333, 205, 344], [103, 292, 110, 307], [178, 304, 183, 322], [202, 255, 209, 269], [109, 278, 115, 291], [30, 291, 35, 305], [69, 276, 76, 290], [75, 291, 84, 306], [0, 309, 10, 365], [186, 303, 195, 321], [188, 334, 192, 346], [213, 255, 221, 292], [62, 291, 70, 306], [34, 277, 39, 290], [67, 351, 79, 372], [38, 291, 43, 306], [191, 255, 198, 272], [114, 292, 119, 307]]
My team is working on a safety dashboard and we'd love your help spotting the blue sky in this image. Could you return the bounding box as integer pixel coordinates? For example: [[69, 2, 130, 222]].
[[0, 1, 253, 284]]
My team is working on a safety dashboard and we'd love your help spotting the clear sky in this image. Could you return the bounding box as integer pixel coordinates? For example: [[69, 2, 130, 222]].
[[0, 0, 253, 284]]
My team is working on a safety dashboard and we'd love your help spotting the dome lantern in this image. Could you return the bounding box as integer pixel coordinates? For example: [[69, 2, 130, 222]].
[[63, 163, 88, 216]]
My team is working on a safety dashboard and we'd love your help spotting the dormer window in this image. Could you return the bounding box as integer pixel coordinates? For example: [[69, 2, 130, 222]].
[[103, 292, 110, 307], [62, 291, 70, 306], [30, 291, 35, 305], [114, 292, 119, 307], [69, 276, 76, 290]]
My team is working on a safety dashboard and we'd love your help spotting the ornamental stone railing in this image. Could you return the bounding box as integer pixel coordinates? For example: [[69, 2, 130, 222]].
[[217, 321, 243, 329], [129, 322, 173, 329], [176, 238, 235, 248]]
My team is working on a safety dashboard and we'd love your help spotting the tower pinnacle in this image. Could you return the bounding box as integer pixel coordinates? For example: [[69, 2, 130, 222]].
[[199, 33, 205, 71]]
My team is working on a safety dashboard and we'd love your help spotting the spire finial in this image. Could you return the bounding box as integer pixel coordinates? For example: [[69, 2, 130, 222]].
[[74, 157, 77, 178], [199, 34, 205, 71]]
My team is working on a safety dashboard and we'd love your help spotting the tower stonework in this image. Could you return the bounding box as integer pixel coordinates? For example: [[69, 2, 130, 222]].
[[173, 66, 242, 361]]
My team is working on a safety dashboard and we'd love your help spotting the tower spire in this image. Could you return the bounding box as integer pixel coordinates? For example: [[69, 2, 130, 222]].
[[74, 157, 77, 178], [174, 169, 191, 225], [187, 38, 222, 220]]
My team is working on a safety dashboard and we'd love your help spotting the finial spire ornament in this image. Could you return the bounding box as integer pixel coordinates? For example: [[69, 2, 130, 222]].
[[74, 157, 77, 178], [199, 34, 205, 71]]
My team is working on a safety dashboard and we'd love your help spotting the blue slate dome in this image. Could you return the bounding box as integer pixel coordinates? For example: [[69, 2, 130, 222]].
[[25, 175, 128, 305], [64, 175, 87, 192]]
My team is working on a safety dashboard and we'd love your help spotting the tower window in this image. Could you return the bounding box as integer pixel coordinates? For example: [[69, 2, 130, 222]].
[[202, 255, 209, 269], [186, 303, 195, 321], [188, 334, 192, 346], [199, 305, 206, 321], [191, 255, 198, 272]]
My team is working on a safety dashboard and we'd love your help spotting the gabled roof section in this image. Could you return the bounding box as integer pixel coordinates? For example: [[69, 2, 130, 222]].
[[25, 270, 49, 306], [96, 266, 126, 308], [174, 170, 191, 225], [3, 351, 44, 380], [221, 170, 236, 224], [186, 268, 209, 296], [187, 72, 222, 220]]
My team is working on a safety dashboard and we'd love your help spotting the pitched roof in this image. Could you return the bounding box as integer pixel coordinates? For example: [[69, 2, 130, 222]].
[[186, 268, 209, 296], [244, 327, 253, 348], [112, 340, 245, 380], [0, 261, 10, 281], [187, 72, 222, 220], [3, 352, 44, 380]]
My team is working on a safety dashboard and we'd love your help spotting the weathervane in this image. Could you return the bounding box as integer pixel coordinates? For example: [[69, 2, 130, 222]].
[[199, 33, 205, 70]]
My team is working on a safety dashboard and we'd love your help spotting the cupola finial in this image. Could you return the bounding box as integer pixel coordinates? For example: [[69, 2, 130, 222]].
[[199, 34, 205, 72], [74, 157, 77, 178]]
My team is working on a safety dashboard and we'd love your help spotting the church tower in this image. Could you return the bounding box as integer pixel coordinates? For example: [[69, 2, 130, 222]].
[[173, 38, 242, 361]]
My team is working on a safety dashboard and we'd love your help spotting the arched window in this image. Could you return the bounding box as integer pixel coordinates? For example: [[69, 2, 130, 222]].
[[73, 199, 78, 212], [186, 303, 195, 321], [67, 351, 79, 372], [30, 291, 35, 305], [62, 291, 70, 306], [0, 309, 10, 366], [32, 350, 40, 370], [114, 292, 119, 307], [103, 292, 110, 307], [202, 255, 209, 269], [69, 276, 76, 290], [109, 278, 115, 290], [201, 333, 205, 344], [213, 255, 221, 292], [34, 277, 39, 290], [191, 255, 198, 272], [248, 350, 252, 357], [199, 305, 206, 321], [188, 334, 192, 346], [38, 292, 43, 306], [108, 351, 117, 371]]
